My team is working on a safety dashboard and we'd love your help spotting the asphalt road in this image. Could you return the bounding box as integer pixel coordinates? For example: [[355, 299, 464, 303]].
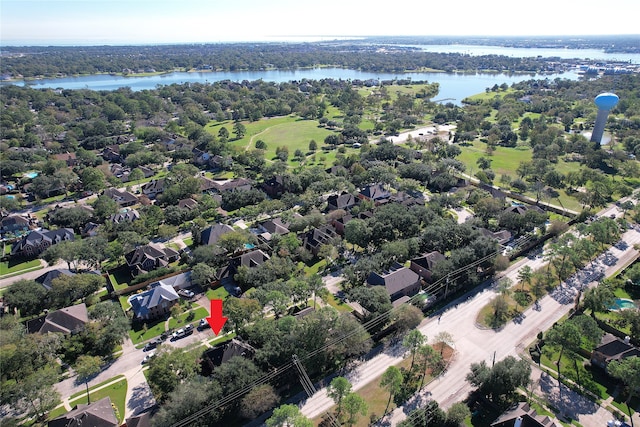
[[300, 227, 640, 424]]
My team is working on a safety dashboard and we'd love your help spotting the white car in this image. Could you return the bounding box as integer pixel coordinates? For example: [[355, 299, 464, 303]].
[[178, 289, 195, 298], [142, 351, 155, 364]]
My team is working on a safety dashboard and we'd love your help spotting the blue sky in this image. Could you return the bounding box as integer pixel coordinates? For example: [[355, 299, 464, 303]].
[[2, 0, 639, 45]]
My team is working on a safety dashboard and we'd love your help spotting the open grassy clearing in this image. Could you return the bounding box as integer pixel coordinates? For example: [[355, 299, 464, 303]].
[[457, 141, 532, 178]]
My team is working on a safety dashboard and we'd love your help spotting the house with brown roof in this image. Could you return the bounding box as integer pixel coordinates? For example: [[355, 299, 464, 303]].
[[591, 334, 640, 371], [102, 145, 122, 163], [201, 339, 256, 376], [490, 402, 558, 427], [367, 262, 421, 302], [102, 188, 138, 207], [261, 175, 288, 198], [27, 303, 88, 335], [301, 225, 339, 257], [124, 243, 180, 276], [48, 396, 118, 427], [141, 179, 165, 199], [178, 198, 198, 210], [410, 251, 446, 283], [326, 192, 358, 211], [53, 152, 77, 167]]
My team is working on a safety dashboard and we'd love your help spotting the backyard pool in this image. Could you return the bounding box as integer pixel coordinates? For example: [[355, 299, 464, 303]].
[[609, 298, 637, 311]]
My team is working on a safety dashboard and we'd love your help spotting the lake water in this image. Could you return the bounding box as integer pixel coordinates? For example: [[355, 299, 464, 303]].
[[6, 68, 580, 106], [399, 44, 640, 64], [9, 43, 634, 103]]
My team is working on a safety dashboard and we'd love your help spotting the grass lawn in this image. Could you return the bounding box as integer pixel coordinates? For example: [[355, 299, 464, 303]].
[[457, 141, 532, 179], [47, 404, 68, 421], [206, 286, 230, 300], [128, 318, 167, 344], [68, 377, 127, 423], [182, 236, 193, 247], [208, 116, 337, 164], [322, 292, 353, 313], [304, 259, 326, 276], [0, 258, 42, 276], [168, 306, 208, 329], [108, 266, 132, 292]]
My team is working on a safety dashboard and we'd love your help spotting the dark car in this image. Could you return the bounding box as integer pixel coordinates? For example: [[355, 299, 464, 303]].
[[197, 319, 210, 331], [143, 341, 157, 352]]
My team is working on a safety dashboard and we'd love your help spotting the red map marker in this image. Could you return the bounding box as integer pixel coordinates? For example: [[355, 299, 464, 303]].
[[206, 299, 228, 336]]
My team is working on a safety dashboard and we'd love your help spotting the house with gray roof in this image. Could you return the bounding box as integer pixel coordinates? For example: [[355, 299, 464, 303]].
[[35, 268, 75, 291], [128, 282, 179, 320], [367, 262, 421, 302], [490, 402, 558, 427], [48, 396, 118, 427], [201, 223, 234, 246], [109, 208, 140, 224], [11, 228, 74, 257]]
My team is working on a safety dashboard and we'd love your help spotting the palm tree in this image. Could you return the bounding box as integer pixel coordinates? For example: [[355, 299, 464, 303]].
[[517, 265, 533, 291]]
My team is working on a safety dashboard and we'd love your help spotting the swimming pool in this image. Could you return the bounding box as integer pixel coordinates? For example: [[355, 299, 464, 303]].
[[609, 298, 637, 311], [24, 171, 39, 179]]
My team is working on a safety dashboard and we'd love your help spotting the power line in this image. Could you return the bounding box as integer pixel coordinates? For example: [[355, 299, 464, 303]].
[[169, 246, 504, 426]]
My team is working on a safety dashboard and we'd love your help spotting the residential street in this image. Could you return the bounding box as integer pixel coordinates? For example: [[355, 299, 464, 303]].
[[300, 227, 640, 425]]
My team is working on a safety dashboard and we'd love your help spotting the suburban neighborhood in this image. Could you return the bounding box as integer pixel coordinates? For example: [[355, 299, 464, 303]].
[[1, 36, 640, 427]]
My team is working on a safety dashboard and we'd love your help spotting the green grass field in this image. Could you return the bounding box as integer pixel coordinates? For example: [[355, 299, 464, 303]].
[[0, 258, 42, 277], [207, 116, 336, 163], [457, 141, 532, 178]]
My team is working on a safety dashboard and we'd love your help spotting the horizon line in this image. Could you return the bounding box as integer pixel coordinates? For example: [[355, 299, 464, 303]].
[[2, 34, 640, 48]]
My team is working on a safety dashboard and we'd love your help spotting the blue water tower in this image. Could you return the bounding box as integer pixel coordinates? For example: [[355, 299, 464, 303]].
[[590, 92, 619, 144]]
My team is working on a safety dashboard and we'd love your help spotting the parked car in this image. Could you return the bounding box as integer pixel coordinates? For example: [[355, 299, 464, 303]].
[[197, 319, 210, 331], [142, 351, 155, 364], [184, 323, 194, 333], [171, 328, 186, 340], [143, 340, 158, 352], [178, 289, 195, 298]]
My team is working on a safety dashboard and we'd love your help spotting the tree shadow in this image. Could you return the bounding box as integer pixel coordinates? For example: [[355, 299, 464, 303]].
[[127, 383, 156, 417]]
